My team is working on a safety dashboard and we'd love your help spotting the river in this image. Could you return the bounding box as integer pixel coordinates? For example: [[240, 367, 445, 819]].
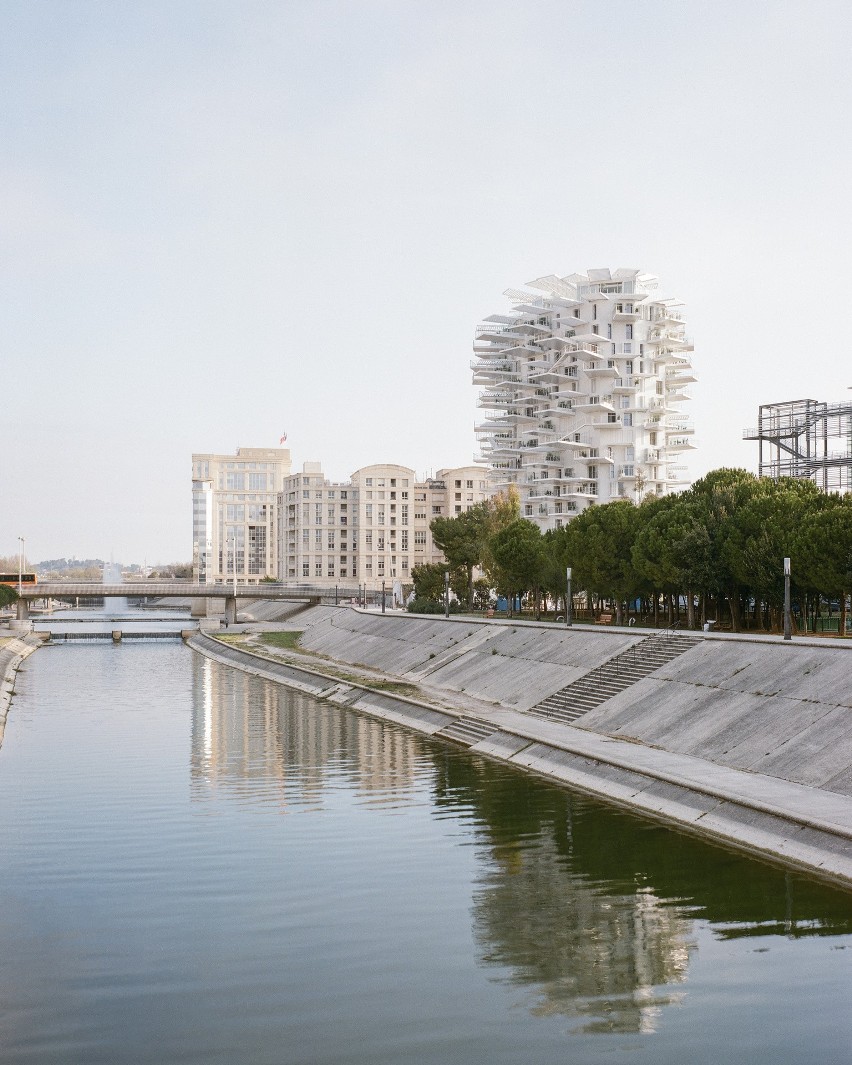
[[1, 634, 850, 1064]]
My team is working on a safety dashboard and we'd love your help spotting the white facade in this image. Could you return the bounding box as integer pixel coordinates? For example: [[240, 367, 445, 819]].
[[192, 447, 292, 584], [278, 462, 490, 589], [473, 268, 696, 529]]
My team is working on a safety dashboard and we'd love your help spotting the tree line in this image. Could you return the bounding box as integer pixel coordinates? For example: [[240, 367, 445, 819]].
[[411, 468, 852, 635]]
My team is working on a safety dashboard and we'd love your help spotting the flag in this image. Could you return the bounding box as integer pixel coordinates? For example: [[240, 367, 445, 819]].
[[279, 433, 287, 444]]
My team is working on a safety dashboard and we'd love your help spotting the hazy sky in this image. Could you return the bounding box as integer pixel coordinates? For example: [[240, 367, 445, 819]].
[[2, 0, 850, 563]]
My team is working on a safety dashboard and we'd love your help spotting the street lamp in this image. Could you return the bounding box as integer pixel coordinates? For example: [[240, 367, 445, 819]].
[[18, 536, 25, 595], [783, 556, 792, 641], [444, 570, 450, 619], [565, 566, 572, 628]]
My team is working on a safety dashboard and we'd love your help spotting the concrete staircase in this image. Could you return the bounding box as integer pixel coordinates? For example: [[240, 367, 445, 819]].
[[433, 717, 497, 748], [528, 631, 704, 726]]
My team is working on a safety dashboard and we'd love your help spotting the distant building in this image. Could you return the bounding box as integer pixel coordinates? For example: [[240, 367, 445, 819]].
[[191, 446, 292, 584], [473, 268, 697, 530], [744, 398, 852, 494], [277, 462, 490, 590]]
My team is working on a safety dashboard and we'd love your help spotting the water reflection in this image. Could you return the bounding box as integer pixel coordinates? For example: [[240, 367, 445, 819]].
[[190, 655, 423, 809], [189, 656, 852, 1036]]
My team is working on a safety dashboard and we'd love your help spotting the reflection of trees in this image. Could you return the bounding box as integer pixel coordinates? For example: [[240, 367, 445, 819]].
[[189, 656, 421, 808], [432, 750, 852, 1032], [474, 832, 692, 1032]]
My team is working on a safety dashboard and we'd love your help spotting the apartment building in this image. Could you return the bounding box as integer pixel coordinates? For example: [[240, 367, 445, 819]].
[[473, 268, 696, 530], [278, 462, 489, 589], [191, 446, 292, 584]]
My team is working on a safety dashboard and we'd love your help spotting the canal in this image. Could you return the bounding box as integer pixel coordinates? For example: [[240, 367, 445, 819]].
[[1, 637, 851, 1063]]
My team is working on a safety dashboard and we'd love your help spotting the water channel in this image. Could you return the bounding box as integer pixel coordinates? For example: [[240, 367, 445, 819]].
[[1, 614, 851, 1063]]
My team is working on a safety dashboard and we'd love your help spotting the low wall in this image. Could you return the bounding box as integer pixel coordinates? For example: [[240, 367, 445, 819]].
[[0, 633, 44, 749]]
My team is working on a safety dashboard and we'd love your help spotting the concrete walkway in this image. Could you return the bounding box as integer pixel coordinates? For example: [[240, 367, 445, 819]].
[[190, 629, 852, 891]]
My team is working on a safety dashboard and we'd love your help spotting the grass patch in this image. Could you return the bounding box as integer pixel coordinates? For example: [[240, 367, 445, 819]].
[[259, 630, 304, 650]]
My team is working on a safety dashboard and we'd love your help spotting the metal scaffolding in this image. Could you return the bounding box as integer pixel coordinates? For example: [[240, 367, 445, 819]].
[[743, 398, 852, 493]]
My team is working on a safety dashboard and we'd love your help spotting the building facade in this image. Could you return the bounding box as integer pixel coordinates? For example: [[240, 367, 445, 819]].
[[743, 398, 852, 494], [192, 447, 292, 584], [473, 268, 696, 530], [277, 462, 489, 590]]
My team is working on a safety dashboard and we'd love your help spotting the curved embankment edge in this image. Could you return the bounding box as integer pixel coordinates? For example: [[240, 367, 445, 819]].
[[0, 634, 45, 748], [188, 632, 852, 891]]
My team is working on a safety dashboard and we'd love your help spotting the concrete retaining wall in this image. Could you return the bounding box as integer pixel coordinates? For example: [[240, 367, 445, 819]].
[[292, 607, 852, 798]]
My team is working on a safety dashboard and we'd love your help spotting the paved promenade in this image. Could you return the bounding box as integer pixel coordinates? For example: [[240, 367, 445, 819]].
[[189, 616, 852, 892]]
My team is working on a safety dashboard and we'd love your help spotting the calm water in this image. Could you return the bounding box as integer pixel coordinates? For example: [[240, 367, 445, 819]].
[[1, 640, 851, 1064]]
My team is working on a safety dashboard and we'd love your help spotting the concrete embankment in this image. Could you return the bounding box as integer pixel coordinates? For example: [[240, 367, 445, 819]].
[[188, 608, 852, 890], [0, 634, 44, 749]]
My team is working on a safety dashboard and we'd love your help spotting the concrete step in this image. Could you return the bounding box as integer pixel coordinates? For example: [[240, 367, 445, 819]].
[[527, 630, 704, 725], [434, 718, 495, 747]]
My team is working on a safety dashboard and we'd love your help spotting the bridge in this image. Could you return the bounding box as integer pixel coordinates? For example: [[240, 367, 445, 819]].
[[15, 582, 361, 624]]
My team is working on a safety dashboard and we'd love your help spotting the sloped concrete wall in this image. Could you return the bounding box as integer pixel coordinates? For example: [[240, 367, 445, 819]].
[[293, 608, 852, 796], [297, 608, 643, 710], [581, 640, 852, 795]]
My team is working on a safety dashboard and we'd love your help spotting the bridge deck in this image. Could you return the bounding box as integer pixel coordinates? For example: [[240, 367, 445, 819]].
[[19, 582, 357, 600]]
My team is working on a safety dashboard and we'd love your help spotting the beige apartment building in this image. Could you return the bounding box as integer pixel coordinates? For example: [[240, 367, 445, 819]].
[[278, 462, 489, 591], [192, 446, 292, 584]]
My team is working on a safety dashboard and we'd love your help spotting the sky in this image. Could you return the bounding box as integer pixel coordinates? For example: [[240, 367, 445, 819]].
[[2, 0, 850, 564]]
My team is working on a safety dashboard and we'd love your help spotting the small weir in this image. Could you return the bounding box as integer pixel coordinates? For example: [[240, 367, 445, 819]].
[[45, 630, 190, 643]]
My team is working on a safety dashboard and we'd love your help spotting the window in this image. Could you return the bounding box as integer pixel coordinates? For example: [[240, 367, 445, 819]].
[[315, 529, 322, 545], [401, 504, 408, 525], [401, 530, 408, 550], [390, 478, 396, 487], [455, 480, 461, 488], [588, 465, 598, 479], [315, 561, 322, 576], [302, 490, 310, 499], [302, 529, 309, 543], [340, 490, 347, 500], [401, 491, 408, 500], [366, 531, 372, 546], [302, 562, 309, 577], [414, 530, 427, 545], [466, 480, 473, 489], [328, 531, 335, 549], [365, 478, 372, 486], [366, 504, 373, 521], [626, 324, 633, 340], [432, 506, 442, 515]]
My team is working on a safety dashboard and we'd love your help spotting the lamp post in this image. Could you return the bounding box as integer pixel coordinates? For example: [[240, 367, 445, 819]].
[[565, 566, 572, 628], [444, 570, 450, 619], [381, 579, 386, 614], [230, 534, 237, 596], [18, 536, 25, 595], [783, 556, 792, 641]]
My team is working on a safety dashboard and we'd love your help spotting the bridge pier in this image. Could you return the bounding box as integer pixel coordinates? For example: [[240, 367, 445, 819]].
[[224, 596, 237, 626], [190, 597, 210, 618], [16, 599, 29, 621]]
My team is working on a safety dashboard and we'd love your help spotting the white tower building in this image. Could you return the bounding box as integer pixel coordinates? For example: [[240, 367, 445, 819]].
[[473, 268, 696, 529]]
